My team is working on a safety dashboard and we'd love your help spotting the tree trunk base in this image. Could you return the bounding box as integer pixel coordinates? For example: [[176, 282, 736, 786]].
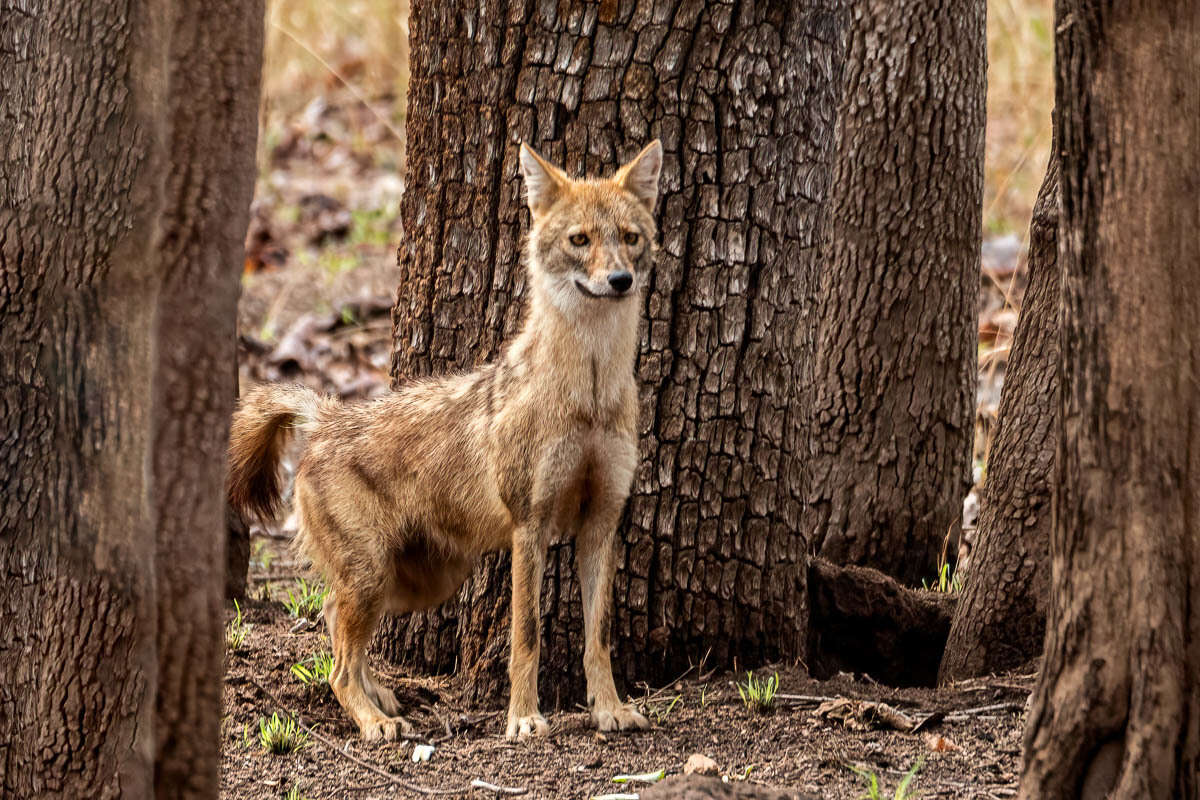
[[807, 559, 955, 687]]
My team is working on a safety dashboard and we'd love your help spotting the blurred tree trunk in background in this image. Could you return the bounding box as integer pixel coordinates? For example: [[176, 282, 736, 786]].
[[0, 2, 262, 797], [385, 0, 843, 704], [939, 158, 1058, 685], [802, 0, 985, 585], [1020, 2, 1200, 797]]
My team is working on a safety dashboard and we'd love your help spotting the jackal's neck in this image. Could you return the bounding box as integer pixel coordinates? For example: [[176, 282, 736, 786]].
[[505, 284, 640, 414]]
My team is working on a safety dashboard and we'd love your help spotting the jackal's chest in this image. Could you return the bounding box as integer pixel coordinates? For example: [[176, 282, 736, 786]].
[[497, 424, 637, 537]]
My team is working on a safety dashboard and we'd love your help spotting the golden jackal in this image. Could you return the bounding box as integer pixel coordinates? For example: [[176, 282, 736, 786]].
[[228, 141, 662, 742]]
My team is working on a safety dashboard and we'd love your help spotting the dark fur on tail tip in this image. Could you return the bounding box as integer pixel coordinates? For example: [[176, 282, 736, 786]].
[[226, 384, 318, 522]]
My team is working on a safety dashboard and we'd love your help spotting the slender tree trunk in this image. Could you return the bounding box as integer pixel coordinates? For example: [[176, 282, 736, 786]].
[[939, 158, 1058, 684], [1019, 2, 1200, 797], [151, 4, 263, 795], [803, 0, 984, 585], [0, 2, 262, 797], [385, 0, 843, 704]]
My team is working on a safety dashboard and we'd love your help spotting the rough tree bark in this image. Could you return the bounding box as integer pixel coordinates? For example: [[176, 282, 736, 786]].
[[384, 0, 843, 704], [1019, 2, 1200, 797], [938, 159, 1058, 684], [802, 0, 985, 585], [0, 2, 262, 797]]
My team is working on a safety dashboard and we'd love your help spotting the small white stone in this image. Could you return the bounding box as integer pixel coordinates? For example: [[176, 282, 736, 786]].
[[411, 744, 435, 763]]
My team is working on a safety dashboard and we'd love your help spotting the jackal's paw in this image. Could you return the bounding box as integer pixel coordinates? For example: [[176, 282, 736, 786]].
[[593, 703, 650, 733], [360, 715, 413, 743], [505, 712, 550, 741], [372, 685, 402, 717]]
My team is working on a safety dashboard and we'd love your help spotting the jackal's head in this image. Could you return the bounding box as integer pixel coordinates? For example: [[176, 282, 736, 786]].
[[518, 140, 662, 314]]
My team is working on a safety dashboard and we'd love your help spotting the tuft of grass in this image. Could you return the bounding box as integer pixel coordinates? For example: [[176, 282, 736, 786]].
[[258, 712, 310, 754], [283, 578, 329, 620], [251, 539, 275, 571], [226, 600, 251, 651], [291, 650, 334, 686], [849, 757, 925, 800], [284, 784, 312, 800], [923, 560, 963, 594], [317, 250, 358, 277], [736, 671, 779, 714], [349, 206, 398, 247], [923, 523, 964, 594], [647, 694, 682, 723], [240, 723, 255, 750]]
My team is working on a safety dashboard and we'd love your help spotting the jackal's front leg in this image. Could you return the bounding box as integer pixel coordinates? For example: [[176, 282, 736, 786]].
[[576, 510, 650, 733], [506, 530, 549, 740]]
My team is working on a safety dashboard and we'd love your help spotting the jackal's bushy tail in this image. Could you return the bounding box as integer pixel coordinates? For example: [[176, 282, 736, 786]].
[[227, 384, 322, 522]]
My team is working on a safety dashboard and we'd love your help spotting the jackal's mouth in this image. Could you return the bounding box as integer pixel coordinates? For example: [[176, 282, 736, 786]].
[[574, 279, 630, 300]]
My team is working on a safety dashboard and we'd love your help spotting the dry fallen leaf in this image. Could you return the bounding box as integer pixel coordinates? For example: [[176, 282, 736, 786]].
[[924, 733, 958, 752], [815, 697, 915, 732]]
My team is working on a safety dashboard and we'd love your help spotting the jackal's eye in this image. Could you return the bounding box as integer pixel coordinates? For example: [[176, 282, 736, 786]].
[[569, 232, 590, 247], [623, 231, 640, 246]]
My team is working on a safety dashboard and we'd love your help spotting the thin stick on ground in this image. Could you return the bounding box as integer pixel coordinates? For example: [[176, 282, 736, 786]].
[[245, 675, 526, 797]]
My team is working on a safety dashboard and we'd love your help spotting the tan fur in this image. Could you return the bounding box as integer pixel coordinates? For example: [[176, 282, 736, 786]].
[[228, 141, 663, 742]]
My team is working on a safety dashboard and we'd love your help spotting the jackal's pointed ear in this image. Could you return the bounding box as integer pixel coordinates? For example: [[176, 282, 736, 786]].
[[614, 140, 663, 213], [519, 142, 569, 216]]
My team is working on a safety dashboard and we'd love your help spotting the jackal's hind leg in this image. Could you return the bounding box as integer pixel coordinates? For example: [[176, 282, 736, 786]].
[[361, 661, 403, 718], [576, 510, 649, 733], [328, 592, 411, 741], [506, 529, 549, 741]]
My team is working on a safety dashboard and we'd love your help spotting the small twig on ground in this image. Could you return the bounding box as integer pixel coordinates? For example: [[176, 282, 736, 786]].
[[944, 702, 1025, 722], [991, 682, 1034, 693], [251, 573, 306, 583], [422, 703, 454, 740], [775, 693, 839, 705], [637, 662, 697, 705], [470, 779, 528, 795]]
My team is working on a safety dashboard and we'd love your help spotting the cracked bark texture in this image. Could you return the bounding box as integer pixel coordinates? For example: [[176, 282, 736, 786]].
[[939, 158, 1058, 684], [0, 2, 262, 797], [384, 0, 843, 704], [802, 0, 984, 585], [1019, 2, 1200, 798]]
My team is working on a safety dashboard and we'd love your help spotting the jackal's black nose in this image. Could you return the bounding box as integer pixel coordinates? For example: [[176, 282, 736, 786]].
[[608, 270, 633, 293]]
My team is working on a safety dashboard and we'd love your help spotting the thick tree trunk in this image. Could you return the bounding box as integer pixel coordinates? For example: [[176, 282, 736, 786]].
[[1019, 2, 1200, 798], [0, 3, 261, 797], [939, 159, 1058, 684], [384, 0, 843, 705], [803, 0, 984, 585]]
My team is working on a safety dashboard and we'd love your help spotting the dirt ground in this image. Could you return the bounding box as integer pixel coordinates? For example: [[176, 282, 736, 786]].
[[221, 539, 1029, 800]]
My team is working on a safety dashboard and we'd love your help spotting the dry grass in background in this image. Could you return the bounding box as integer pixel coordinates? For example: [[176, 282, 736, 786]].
[[259, 0, 1053, 237], [985, 0, 1054, 236], [260, 0, 409, 172]]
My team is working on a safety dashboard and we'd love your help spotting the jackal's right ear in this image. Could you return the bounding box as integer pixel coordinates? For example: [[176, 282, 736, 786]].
[[519, 142, 569, 216]]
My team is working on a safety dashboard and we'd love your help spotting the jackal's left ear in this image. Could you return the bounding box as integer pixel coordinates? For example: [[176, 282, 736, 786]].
[[614, 140, 663, 213], [519, 142, 569, 216]]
